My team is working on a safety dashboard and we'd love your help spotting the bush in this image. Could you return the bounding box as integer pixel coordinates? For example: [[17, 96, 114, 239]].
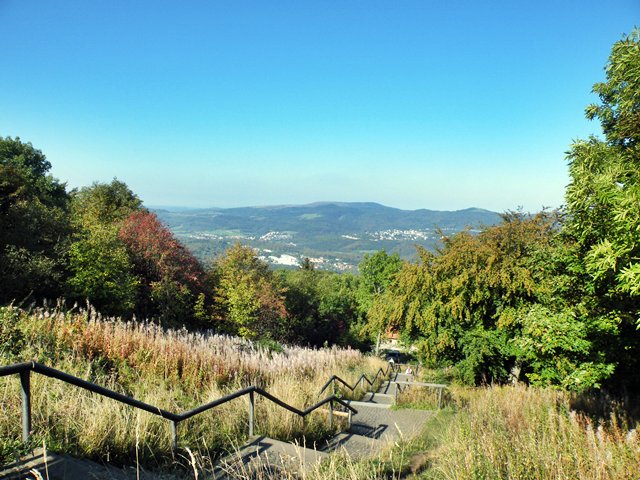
[[0, 307, 25, 359]]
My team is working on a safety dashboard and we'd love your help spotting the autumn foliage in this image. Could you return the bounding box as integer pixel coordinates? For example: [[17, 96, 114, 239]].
[[119, 211, 206, 292], [117, 211, 209, 324]]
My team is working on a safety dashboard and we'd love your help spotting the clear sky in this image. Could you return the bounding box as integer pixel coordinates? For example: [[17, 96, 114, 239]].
[[1, 1, 638, 212]]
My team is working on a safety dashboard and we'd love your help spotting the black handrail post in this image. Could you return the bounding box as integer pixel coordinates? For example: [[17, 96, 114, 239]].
[[20, 369, 31, 443], [331, 400, 335, 429], [248, 390, 255, 437], [170, 420, 178, 450]]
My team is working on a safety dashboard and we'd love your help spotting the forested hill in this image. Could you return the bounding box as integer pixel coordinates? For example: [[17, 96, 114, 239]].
[[153, 202, 501, 270]]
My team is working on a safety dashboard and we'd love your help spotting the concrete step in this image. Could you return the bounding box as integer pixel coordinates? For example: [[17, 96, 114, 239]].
[[213, 436, 328, 479], [348, 421, 391, 439], [377, 381, 399, 395], [320, 432, 385, 460], [361, 392, 395, 405], [0, 447, 176, 480]]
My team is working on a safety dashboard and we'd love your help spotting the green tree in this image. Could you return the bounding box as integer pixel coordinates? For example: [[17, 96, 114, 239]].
[[70, 179, 142, 229], [357, 250, 403, 352], [0, 137, 70, 303], [214, 244, 288, 340], [279, 268, 362, 346], [277, 268, 320, 343], [66, 225, 139, 315], [66, 179, 143, 315], [516, 305, 615, 389], [564, 29, 640, 389], [358, 250, 403, 307], [373, 212, 613, 389], [317, 272, 364, 347]]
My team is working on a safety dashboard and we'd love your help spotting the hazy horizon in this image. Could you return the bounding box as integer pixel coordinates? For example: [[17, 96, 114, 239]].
[[146, 200, 502, 213], [2, 1, 638, 212]]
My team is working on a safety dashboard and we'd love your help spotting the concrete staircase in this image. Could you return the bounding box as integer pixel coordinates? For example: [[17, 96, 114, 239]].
[[319, 371, 432, 459], [213, 370, 433, 476], [0, 371, 434, 479]]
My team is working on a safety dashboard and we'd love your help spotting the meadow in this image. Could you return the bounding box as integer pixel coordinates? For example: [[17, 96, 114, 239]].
[[0, 304, 383, 473], [297, 385, 640, 480]]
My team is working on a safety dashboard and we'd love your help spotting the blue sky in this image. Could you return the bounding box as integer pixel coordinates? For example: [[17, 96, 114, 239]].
[[1, 1, 637, 212]]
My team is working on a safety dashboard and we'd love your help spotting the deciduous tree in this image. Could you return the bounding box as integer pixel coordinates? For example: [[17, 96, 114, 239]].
[[67, 225, 139, 315], [214, 243, 287, 340], [564, 29, 640, 389], [0, 137, 70, 302], [357, 250, 402, 352], [66, 179, 142, 315], [119, 211, 208, 325]]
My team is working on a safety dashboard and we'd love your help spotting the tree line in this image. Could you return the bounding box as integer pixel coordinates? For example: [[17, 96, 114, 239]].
[[0, 144, 364, 346]]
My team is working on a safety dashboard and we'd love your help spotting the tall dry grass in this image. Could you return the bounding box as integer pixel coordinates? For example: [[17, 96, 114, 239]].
[[430, 385, 640, 480], [9, 305, 636, 479], [0, 305, 385, 469], [19, 305, 365, 387], [240, 385, 640, 480]]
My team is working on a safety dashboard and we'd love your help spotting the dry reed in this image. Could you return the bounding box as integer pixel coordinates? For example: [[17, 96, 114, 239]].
[[431, 385, 640, 480], [0, 305, 384, 471]]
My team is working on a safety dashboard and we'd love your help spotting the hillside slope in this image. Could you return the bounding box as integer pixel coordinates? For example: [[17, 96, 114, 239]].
[[153, 202, 501, 271]]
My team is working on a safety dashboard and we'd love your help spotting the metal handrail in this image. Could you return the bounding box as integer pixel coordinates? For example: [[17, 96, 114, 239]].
[[391, 380, 448, 408], [0, 361, 358, 448], [319, 363, 449, 409], [319, 363, 396, 395]]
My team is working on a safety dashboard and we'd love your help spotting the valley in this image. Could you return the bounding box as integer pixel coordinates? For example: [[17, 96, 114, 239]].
[[153, 202, 501, 271]]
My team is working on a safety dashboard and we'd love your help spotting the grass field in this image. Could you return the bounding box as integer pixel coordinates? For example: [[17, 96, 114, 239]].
[[0, 304, 384, 472]]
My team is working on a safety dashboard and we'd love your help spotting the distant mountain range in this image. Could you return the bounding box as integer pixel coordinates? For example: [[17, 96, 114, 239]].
[[152, 202, 501, 271]]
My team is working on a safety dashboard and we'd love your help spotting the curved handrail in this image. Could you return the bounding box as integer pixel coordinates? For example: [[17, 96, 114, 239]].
[[0, 361, 357, 446], [178, 385, 357, 421], [318, 362, 449, 409], [319, 363, 396, 394]]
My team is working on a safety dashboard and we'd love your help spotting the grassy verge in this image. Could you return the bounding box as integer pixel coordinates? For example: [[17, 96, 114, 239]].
[[300, 384, 639, 480], [428, 385, 640, 479], [0, 305, 385, 472]]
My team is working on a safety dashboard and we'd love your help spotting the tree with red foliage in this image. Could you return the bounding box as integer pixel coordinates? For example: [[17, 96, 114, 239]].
[[119, 211, 209, 324]]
